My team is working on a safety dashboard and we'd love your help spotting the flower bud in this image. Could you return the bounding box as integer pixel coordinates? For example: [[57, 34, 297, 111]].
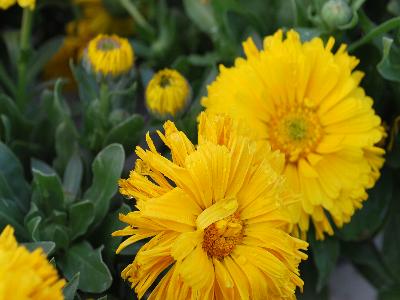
[[145, 69, 191, 120], [83, 34, 135, 79], [321, 0, 353, 29]]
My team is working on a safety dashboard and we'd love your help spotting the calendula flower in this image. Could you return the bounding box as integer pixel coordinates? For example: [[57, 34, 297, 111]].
[[0, 225, 65, 300], [145, 69, 191, 119], [202, 29, 385, 239], [85, 34, 134, 77], [113, 112, 308, 299], [0, 0, 34, 9]]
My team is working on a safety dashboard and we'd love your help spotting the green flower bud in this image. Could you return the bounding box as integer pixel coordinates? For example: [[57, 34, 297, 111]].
[[321, 0, 353, 29]]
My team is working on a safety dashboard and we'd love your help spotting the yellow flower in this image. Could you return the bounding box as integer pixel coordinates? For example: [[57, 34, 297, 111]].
[[202, 29, 385, 239], [0, 225, 65, 300], [145, 69, 191, 119], [44, 0, 135, 86], [0, 0, 34, 9], [86, 34, 134, 77], [0, 0, 15, 9], [113, 112, 308, 299], [17, 0, 35, 9]]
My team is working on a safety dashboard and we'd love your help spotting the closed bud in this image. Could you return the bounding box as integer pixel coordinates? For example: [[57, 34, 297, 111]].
[[321, 0, 353, 29]]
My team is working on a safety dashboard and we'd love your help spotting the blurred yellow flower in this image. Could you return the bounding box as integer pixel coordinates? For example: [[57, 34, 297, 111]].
[[0, 0, 34, 9], [86, 34, 134, 77], [113, 112, 308, 299], [44, 0, 135, 86], [17, 0, 34, 9], [0, 225, 65, 300], [145, 69, 191, 119], [202, 29, 385, 239]]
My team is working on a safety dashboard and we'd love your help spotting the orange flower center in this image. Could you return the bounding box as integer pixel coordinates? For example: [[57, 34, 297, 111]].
[[202, 212, 244, 259], [269, 105, 323, 162]]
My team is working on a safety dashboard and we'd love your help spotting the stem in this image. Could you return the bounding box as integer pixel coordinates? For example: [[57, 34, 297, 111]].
[[348, 16, 400, 52], [119, 0, 155, 37], [99, 82, 110, 116], [16, 8, 34, 110]]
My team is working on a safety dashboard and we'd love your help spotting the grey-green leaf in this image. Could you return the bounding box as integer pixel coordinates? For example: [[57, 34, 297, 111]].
[[104, 114, 144, 149], [0, 142, 30, 212], [63, 153, 83, 203], [310, 236, 340, 292], [63, 273, 80, 300], [58, 241, 112, 293], [84, 144, 125, 228], [23, 241, 56, 256], [69, 200, 95, 240]]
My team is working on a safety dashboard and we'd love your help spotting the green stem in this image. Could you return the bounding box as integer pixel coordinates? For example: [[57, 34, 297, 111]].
[[16, 8, 34, 110], [348, 16, 400, 52], [119, 0, 155, 37], [99, 82, 110, 116]]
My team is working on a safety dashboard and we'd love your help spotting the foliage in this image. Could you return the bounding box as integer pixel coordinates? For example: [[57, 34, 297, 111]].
[[0, 0, 399, 299]]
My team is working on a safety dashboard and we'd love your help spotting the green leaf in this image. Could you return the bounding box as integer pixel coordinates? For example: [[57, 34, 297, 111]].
[[338, 169, 393, 241], [54, 121, 79, 173], [382, 189, 400, 280], [23, 241, 56, 255], [0, 63, 16, 97], [84, 144, 125, 227], [26, 215, 42, 241], [0, 142, 30, 212], [41, 224, 70, 250], [70, 62, 98, 103], [0, 197, 29, 239], [63, 273, 80, 300], [27, 36, 63, 80], [31, 158, 57, 175], [310, 236, 340, 292], [104, 114, 144, 149], [43, 80, 71, 128], [296, 257, 329, 300], [31, 166, 65, 213], [379, 286, 400, 300], [183, 0, 218, 36], [342, 241, 395, 288], [1, 114, 12, 143], [94, 203, 130, 265], [58, 241, 112, 293], [63, 153, 83, 203], [69, 200, 95, 240], [377, 37, 400, 82]]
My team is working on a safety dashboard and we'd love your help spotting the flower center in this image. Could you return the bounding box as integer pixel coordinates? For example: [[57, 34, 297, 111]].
[[159, 75, 172, 88], [97, 38, 121, 51], [269, 105, 322, 162], [202, 212, 244, 259]]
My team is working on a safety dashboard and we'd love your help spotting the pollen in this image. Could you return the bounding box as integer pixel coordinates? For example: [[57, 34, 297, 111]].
[[269, 105, 323, 162], [202, 212, 244, 259]]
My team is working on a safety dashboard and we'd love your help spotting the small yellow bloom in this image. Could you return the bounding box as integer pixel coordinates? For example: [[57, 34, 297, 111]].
[[0, 0, 15, 9], [0, 225, 65, 300], [114, 112, 308, 299], [145, 69, 191, 119], [202, 29, 385, 239], [17, 0, 35, 9], [44, 0, 135, 86], [86, 34, 134, 77], [0, 0, 35, 9]]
